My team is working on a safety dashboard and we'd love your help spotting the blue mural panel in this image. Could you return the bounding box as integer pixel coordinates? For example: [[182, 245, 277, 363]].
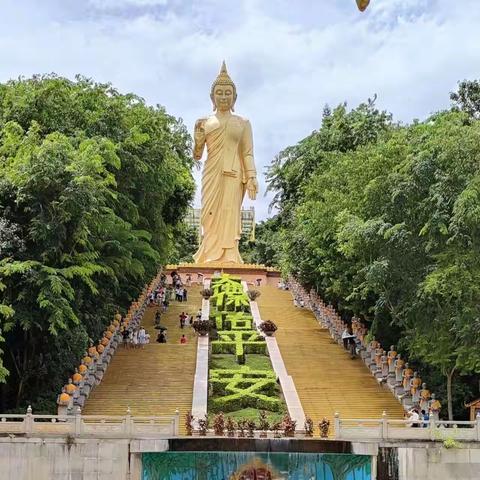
[[142, 451, 371, 480]]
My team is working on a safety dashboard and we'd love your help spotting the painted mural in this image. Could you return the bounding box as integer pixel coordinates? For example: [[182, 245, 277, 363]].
[[142, 452, 371, 480]]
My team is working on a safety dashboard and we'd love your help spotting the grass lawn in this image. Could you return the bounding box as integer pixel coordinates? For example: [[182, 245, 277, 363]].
[[210, 354, 273, 370]]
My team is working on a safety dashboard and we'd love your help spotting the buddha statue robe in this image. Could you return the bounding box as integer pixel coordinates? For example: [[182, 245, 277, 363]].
[[193, 114, 255, 264]]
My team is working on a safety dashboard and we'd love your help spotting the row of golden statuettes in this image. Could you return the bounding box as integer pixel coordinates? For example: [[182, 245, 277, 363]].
[[57, 272, 163, 409]]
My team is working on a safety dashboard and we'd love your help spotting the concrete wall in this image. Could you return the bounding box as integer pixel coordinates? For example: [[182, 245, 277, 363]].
[[0, 438, 130, 480], [1, 437, 480, 480], [398, 443, 480, 480]]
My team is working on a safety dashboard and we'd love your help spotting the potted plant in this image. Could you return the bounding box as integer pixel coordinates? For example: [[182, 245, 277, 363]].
[[185, 411, 194, 436], [258, 411, 270, 438], [271, 421, 282, 438], [259, 320, 278, 337], [198, 415, 209, 436], [247, 290, 261, 301], [213, 412, 225, 436], [200, 288, 213, 299], [304, 417, 314, 437], [225, 416, 236, 437], [193, 319, 210, 336], [282, 414, 296, 437], [246, 419, 256, 438], [237, 419, 247, 438], [319, 417, 330, 438]]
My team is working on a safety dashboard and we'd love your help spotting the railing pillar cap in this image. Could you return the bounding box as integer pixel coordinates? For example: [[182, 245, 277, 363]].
[[26, 405, 32, 414], [126, 406, 131, 415], [75, 406, 82, 415], [334, 412, 339, 418], [382, 411, 387, 418]]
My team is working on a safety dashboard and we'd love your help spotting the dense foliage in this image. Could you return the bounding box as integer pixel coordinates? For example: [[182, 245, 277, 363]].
[[0, 75, 195, 412], [263, 84, 480, 419]]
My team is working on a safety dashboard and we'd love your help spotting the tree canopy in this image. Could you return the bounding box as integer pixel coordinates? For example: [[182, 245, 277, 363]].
[[0, 75, 195, 411], [263, 83, 480, 419]]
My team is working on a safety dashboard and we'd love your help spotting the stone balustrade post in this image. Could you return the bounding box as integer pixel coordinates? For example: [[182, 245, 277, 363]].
[[334, 412, 340, 439], [174, 409, 180, 436], [74, 406, 82, 436], [381, 411, 388, 439], [25, 405, 33, 437], [125, 407, 133, 437], [476, 412, 480, 442], [429, 415, 436, 441]]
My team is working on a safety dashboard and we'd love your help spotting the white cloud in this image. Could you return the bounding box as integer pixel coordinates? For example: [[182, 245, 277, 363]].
[[88, 0, 169, 7], [0, 0, 479, 219]]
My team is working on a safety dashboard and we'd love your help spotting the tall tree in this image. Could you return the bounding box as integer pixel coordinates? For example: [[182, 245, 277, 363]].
[[0, 75, 195, 411]]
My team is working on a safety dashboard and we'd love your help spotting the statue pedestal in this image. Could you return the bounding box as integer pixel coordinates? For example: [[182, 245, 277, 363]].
[[165, 263, 280, 287]]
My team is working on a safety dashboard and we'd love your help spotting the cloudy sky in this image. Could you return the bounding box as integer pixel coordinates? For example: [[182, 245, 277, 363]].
[[1, 0, 479, 219]]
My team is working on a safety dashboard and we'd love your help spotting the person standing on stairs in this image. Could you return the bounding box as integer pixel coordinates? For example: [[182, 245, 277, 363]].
[[138, 326, 146, 348], [180, 334, 187, 344]]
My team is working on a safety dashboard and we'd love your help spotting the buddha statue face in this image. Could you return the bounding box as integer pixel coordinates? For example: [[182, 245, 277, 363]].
[[210, 61, 237, 112], [211, 83, 236, 112]]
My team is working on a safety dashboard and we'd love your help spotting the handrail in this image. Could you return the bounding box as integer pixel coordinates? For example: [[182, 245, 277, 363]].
[[0, 411, 179, 438]]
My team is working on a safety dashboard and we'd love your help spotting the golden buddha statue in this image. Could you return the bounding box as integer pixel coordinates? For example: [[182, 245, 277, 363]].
[[78, 362, 88, 375], [410, 372, 422, 395], [72, 368, 82, 385], [88, 344, 99, 359], [420, 383, 431, 410], [387, 345, 397, 365], [57, 388, 71, 406], [65, 378, 77, 395], [430, 394, 442, 416], [193, 61, 258, 264], [82, 354, 93, 366], [402, 363, 413, 390]]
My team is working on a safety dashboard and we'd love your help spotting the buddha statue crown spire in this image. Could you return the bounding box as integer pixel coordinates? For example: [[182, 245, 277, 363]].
[[211, 60, 236, 94]]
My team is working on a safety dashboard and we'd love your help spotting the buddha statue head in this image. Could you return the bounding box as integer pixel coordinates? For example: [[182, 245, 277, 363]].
[[210, 61, 237, 112]]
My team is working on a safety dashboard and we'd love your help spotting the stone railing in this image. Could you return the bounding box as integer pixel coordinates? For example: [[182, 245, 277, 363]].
[[335, 413, 480, 442], [288, 278, 439, 416], [1, 408, 478, 443], [0, 407, 179, 438]]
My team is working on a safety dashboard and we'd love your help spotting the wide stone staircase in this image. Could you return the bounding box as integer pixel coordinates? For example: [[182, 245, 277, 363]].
[[83, 286, 201, 431], [257, 285, 405, 425]]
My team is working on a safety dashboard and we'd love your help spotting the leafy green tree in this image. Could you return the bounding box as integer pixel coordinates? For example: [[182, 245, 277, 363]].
[[167, 222, 199, 264], [451, 79, 480, 118], [266, 96, 480, 419], [0, 75, 195, 410]]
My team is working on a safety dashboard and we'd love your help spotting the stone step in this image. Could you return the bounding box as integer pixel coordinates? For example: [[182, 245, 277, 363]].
[[83, 286, 202, 433], [257, 286, 405, 430]]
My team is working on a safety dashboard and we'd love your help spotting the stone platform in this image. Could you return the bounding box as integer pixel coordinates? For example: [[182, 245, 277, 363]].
[[165, 263, 281, 287]]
